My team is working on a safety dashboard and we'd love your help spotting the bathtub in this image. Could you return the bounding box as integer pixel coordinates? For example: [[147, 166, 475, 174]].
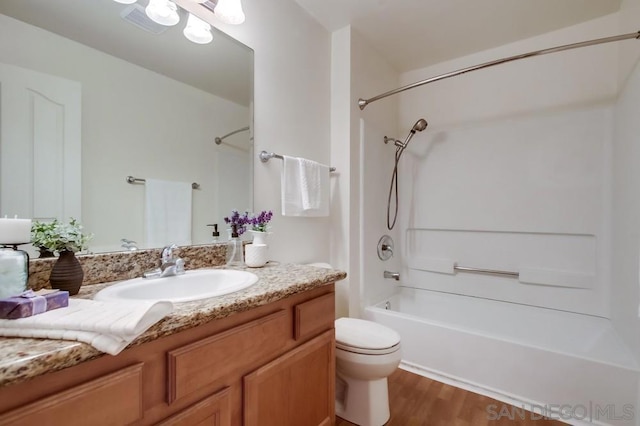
[[364, 287, 639, 426]]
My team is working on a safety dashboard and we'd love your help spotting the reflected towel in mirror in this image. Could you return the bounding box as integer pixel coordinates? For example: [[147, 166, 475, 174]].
[[145, 178, 192, 247]]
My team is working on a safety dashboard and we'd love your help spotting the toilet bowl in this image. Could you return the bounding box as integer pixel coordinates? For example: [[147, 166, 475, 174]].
[[335, 318, 401, 426]]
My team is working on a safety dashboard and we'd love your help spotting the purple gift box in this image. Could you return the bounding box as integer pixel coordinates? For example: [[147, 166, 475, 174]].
[[0, 289, 69, 319]]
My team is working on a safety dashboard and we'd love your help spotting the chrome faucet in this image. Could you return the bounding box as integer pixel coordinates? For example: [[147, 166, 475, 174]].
[[143, 244, 185, 278], [120, 238, 138, 251], [384, 270, 400, 281]]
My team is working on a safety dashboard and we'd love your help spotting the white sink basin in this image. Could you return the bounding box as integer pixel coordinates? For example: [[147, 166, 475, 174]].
[[94, 269, 259, 303]]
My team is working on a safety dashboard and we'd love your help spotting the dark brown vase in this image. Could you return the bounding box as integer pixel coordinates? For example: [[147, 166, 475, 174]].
[[49, 251, 84, 295], [38, 248, 55, 258]]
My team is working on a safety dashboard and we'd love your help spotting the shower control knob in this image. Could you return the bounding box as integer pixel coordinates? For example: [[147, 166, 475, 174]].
[[377, 235, 394, 261]]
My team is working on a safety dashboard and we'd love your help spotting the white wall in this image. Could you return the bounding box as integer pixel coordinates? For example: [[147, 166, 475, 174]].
[[329, 27, 352, 318], [617, 0, 640, 87], [329, 26, 401, 316], [612, 0, 640, 365], [0, 14, 250, 252], [351, 30, 403, 310], [205, 0, 332, 264], [399, 14, 620, 130], [391, 15, 623, 317]]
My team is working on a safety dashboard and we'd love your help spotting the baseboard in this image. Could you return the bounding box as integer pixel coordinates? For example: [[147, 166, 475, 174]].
[[399, 361, 614, 426]]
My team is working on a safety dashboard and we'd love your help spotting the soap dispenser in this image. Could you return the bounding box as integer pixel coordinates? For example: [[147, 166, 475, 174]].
[[207, 224, 220, 243], [225, 225, 244, 267]]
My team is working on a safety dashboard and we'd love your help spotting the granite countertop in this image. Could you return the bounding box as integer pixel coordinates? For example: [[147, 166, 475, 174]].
[[0, 263, 346, 388]]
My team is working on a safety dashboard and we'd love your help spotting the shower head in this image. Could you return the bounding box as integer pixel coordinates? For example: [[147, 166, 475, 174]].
[[412, 118, 428, 132], [400, 118, 428, 148]]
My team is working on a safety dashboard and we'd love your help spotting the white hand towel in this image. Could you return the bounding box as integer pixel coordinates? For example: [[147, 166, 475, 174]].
[[145, 178, 192, 247], [0, 299, 173, 355], [282, 155, 304, 216], [299, 158, 329, 213], [281, 156, 330, 217]]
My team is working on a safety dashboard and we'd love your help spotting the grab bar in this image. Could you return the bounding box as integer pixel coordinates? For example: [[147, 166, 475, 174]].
[[454, 265, 519, 278]]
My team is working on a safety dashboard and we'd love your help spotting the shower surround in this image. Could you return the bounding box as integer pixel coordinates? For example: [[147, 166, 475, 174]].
[[355, 12, 640, 425]]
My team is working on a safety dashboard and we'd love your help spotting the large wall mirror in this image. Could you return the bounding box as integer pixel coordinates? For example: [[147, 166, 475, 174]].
[[0, 0, 254, 254]]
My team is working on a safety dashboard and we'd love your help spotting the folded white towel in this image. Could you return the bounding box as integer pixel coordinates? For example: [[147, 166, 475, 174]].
[[145, 178, 192, 247], [0, 299, 173, 355], [281, 156, 329, 217]]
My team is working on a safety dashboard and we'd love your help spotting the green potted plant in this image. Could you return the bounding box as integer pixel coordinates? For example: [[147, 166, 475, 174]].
[[30, 221, 58, 258], [31, 218, 92, 295], [31, 218, 92, 253]]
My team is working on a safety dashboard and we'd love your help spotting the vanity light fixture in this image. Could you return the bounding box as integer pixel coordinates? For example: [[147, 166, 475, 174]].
[[214, 0, 245, 25], [183, 13, 213, 44], [115, 0, 244, 44], [145, 0, 180, 26]]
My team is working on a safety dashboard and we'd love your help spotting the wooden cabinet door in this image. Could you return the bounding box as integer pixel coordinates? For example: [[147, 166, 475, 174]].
[[244, 330, 334, 426], [157, 387, 231, 426], [0, 364, 143, 426]]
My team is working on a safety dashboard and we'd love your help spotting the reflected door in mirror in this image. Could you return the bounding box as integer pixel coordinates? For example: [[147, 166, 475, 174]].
[[0, 63, 81, 222]]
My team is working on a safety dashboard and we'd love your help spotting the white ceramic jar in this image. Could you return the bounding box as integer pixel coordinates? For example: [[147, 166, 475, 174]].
[[245, 244, 268, 268]]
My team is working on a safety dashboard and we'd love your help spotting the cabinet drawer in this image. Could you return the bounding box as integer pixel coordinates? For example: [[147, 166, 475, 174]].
[[168, 309, 288, 403], [0, 363, 143, 426], [294, 293, 334, 340], [158, 387, 231, 426]]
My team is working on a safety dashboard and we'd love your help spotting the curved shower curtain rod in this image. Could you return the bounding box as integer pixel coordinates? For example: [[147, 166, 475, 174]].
[[214, 126, 250, 144], [358, 31, 640, 110]]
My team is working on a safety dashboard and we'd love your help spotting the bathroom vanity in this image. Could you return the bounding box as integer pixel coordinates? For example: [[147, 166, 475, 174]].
[[0, 263, 344, 426]]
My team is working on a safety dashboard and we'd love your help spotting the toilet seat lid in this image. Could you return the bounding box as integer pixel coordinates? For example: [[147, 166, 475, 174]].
[[336, 341, 400, 355], [335, 318, 400, 351]]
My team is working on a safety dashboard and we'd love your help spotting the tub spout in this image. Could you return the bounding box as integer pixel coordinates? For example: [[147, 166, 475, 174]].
[[384, 270, 400, 281]]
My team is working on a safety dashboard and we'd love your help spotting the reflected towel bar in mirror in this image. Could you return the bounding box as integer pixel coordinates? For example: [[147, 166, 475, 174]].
[[259, 151, 336, 172], [126, 176, 200, 190]]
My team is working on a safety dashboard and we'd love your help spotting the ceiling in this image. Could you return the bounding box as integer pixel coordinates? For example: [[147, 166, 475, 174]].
[[0, 0, 253, 106], [294, 0, 622, 72]]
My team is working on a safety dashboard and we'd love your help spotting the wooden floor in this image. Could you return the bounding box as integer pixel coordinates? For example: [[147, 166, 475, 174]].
[[336, 368, 566, 426]]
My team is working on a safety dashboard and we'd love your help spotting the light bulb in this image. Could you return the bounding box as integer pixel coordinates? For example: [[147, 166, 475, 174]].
[[183, 13, 213, 44], [214, 0, 245, 25], [145, 0, 180, 26], [113, 0, 137, 3]]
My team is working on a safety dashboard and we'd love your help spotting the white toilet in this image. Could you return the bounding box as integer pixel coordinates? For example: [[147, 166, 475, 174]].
[[334, 317, 402, 426]]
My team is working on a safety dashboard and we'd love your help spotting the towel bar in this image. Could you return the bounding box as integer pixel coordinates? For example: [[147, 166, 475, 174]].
[[259, 151, 336, 172], [126, 176, 200, 190]]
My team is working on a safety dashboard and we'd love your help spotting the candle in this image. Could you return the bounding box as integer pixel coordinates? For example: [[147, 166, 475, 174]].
[[0, 216, 32, 245], [0, 249, 27, 298]]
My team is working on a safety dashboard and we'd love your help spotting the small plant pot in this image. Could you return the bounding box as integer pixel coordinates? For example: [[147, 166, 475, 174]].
[[248, 230, 270, 246], [38, 248, 55, 259], [49, 251, 84, 295]]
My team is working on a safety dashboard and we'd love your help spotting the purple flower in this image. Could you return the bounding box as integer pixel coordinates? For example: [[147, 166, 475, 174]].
[[223, 210, 250, 235], [249, 210, 273, 232]]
